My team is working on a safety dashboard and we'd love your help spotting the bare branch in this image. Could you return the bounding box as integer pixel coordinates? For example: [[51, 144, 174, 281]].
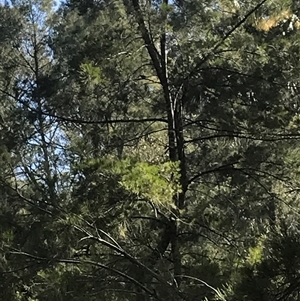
[[188, 162, 238, 185], [8, 249, 161, 300], [187, 0, 268, 78]]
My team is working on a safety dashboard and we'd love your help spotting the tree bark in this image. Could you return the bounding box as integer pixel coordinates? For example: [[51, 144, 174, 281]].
[[125, 0, 186, 295]]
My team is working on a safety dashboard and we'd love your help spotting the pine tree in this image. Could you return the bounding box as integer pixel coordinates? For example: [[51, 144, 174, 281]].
[[1, 0, 300, 300]]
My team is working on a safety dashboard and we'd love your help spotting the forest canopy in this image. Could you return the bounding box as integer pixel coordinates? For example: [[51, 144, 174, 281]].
[[1, 0, 300, 300]]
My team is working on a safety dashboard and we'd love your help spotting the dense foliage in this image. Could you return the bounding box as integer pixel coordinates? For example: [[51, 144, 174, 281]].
[[1, 0, 300, 300]]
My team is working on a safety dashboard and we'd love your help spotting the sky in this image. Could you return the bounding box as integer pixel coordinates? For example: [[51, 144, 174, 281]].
[[0, 0, 64, 9]]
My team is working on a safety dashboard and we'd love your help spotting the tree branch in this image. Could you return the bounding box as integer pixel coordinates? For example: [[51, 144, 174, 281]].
[[188, 162, 238, 185], [8, 249, 161, 300], [187, 0, 268, 78]]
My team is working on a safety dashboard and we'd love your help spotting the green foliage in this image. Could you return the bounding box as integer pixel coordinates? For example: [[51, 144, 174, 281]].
[[114, 159, 181, 207], [1, 0, 300, 300], [80, 62, 103, 85], [246, 235, 266, 266], [83, 156, 181, 207]]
